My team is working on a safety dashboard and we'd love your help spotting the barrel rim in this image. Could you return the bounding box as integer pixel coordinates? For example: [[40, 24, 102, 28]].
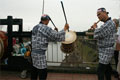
[[0, 37, 4, 59]]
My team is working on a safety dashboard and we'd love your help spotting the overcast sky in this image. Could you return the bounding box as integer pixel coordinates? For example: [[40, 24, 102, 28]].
[[0, 0, 120, 32]]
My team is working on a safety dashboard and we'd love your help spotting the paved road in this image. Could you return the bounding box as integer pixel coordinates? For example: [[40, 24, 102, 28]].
[[0, 70, 116, 80]]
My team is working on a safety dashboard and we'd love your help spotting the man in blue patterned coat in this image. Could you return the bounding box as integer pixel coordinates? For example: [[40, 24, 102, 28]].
[[31, 14, 69, 80], [91, 8, 117, 80]]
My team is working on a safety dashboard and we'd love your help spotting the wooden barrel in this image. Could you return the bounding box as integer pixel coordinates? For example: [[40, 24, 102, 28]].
[[0, 31, 8, 59]]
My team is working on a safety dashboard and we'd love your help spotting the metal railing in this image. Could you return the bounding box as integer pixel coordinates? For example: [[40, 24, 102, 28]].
[[46, 34, 99, 68]]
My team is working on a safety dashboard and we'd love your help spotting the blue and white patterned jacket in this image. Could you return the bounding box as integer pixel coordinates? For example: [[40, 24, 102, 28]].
[[94, 18, 117, 64], [32, 23, 65, 51]]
